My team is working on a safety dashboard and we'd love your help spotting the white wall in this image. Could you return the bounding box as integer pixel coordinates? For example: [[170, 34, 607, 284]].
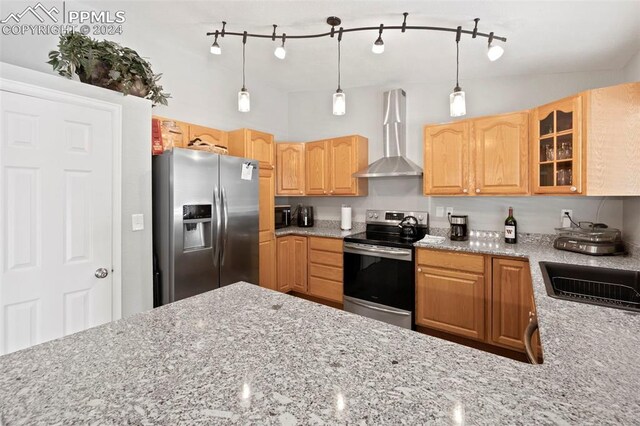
[[285, 69, 627, 233], [622, 50, 640, 245], [0, 4, 289, 140], [0, 62, 153, 317]]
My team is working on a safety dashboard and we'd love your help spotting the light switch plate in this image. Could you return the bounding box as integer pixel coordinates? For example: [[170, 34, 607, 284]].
[[446, 207, 454, 217], [132, 214, 144, 231], [436, 206, 445, 218]]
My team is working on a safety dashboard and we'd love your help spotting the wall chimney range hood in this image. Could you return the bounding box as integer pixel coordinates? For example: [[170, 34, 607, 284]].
[[353, 89, 423, 178]]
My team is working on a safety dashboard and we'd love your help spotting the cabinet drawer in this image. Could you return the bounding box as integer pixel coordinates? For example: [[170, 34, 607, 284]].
[[309, 249, 343, 267], [309, 263, 342, 282], [309, 237, 343, 253], [417, 249, 484, 274], [308, 276, 342, 302]]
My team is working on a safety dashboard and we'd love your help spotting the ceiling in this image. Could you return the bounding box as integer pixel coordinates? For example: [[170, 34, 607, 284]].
[[85, 1, 640, 92]]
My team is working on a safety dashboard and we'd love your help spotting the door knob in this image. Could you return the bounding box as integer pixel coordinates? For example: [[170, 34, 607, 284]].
[[475, 189, 481, 193], [570, 186, 577, 192], [462, 189, 468, 193], [95, 268, 109, 279], [417, 268, 422, 272]]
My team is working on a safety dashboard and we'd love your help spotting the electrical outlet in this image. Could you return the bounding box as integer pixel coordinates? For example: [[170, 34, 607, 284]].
[[560, 209, 573, 228], [436, 206, 444, 218], [446, 207, 454, 217]]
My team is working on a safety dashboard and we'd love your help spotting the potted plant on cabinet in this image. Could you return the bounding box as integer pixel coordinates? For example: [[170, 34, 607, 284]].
[[47, 32, 170, 106]]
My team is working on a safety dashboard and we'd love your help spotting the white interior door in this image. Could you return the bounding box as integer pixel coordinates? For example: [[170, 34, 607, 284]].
[[0, 90, 114, 355]]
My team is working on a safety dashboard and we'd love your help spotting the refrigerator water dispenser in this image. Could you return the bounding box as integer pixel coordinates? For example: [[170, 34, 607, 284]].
[[183, 204, 212, 251]]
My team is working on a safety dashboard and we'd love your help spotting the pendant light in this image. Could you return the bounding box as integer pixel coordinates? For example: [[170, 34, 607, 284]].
[[450, 26, 466, 117], [238, 32, 250, 112], [333, 36, 346, 116]]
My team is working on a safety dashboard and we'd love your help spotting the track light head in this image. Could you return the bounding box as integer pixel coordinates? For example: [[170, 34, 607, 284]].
[[210, 31, 221, 55], [372, 36, 384, 54], [487, 33, 504, 61], [274, 34, 286, 59]]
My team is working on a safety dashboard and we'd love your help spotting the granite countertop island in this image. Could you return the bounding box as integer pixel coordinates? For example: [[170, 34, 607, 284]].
[[1, 279, 640, 424]]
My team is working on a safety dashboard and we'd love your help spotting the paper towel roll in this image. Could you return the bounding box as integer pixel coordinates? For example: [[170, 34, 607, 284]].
[[341, 205, 352, 230]]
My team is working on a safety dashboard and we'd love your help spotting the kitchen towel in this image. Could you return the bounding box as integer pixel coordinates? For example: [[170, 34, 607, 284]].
[[341, 205, 352, 230]]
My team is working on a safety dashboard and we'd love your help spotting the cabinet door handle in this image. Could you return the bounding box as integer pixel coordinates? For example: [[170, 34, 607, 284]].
[[475, 188, 481, 193], [570, 186, 577, 192], [462, 189, 468, 194], [417, 268, 422, 272], [323, 190, 327, 194], [523, 311, 539, 365]]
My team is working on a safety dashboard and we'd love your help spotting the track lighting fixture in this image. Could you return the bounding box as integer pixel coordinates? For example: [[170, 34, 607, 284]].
[[206, 15, 507, 116], [333, 33, 346, 116], [238, 32, 250, 112], [210, 30, 221, 55], [274, 34, 287, 59], [487, 32, 504, 61], [372, 24, 384, 54], [450, 26, 466, 117]]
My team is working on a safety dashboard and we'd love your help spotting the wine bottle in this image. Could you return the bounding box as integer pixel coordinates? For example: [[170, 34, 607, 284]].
[[505, 207, 517, 244]]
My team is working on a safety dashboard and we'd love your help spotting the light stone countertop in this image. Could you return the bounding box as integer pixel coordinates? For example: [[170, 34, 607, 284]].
[[275, 220, 365, 239], [1, 224, 639, 424]]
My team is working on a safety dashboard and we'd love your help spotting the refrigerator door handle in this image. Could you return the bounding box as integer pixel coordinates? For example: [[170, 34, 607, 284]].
[[213, 186, 222, 267], [221, 186, 229, 265]]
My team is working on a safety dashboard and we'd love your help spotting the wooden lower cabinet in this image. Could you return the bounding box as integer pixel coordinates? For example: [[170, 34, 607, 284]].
[[416, 248, 541, 358], [307, 237, 343, 303], [258, 236, 276, 291], [276, 236, 307, 293], [416, 266, 486, 340], [490, 258, 534, 351]]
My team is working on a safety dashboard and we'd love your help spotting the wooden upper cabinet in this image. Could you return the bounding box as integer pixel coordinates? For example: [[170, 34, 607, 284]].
[[328, 136, 368, 196], [416, 265, 485, 341], [258, 168, 275, 240], [474, 112, 529, 195], [276, 143, 305, 196], [153, 116, 190, 148], [188, 123, 228, 148], [491, 258, 533, 351], [424, 122, 470, 195], [583, 82, 640, 196], [228, 129, 275, 169], [305, 140, 330, 195], [532, 96, 583, 194]]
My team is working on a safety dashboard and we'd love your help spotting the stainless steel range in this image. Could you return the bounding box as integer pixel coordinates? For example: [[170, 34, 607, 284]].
[[343, 210, 429, 329]]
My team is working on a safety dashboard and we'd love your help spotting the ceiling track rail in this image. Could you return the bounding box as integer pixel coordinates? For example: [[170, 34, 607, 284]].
[[206, 14, 507, 43]]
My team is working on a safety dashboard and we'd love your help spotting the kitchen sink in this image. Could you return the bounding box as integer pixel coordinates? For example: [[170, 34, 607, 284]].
[[539, 262, 640, 312]]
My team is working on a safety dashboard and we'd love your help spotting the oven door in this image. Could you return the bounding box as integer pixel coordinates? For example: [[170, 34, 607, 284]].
[[343, 242, 415, 313]]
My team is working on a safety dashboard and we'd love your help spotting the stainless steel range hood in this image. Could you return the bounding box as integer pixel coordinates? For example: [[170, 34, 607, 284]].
[[353, 89, 423, 178]]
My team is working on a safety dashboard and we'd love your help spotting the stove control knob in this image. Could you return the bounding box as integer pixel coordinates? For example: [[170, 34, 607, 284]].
[[418, 215, 424, 222], [368, 212, 373, 218], [373, 213, 379, 219]]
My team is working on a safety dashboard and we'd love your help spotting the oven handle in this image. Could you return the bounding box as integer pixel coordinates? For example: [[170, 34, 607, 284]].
[[343, 242, 413, 261], [345, 297, 412, 316]]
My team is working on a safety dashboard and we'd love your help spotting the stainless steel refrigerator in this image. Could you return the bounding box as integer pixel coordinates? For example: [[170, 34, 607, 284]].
[[152, 148, 259, 305]]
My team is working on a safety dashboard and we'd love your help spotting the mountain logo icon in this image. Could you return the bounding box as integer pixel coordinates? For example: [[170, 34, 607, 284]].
[[1, 2, 60, 24]]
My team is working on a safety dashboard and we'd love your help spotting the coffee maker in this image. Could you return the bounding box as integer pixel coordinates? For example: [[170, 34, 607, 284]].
[[296, 204, 314, 228], [448, 214, 469, 241]]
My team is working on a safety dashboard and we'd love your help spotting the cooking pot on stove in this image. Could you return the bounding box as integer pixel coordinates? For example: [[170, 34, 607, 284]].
[[398, 216, 418, 239]]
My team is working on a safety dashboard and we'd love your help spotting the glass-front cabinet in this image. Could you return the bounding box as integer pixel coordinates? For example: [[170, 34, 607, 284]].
[[532, 95, 582, 194]]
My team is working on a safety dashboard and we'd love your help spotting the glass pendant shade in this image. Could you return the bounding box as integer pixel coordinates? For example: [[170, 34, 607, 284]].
[[449, 87, 466, 117], [487, 43, 504, 61], [238, 88, 250, 112], [333, 90, 346, 116], [274, 44, 286, 59], [372, 37, 384, 54], [210, 41, 221, 55]]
